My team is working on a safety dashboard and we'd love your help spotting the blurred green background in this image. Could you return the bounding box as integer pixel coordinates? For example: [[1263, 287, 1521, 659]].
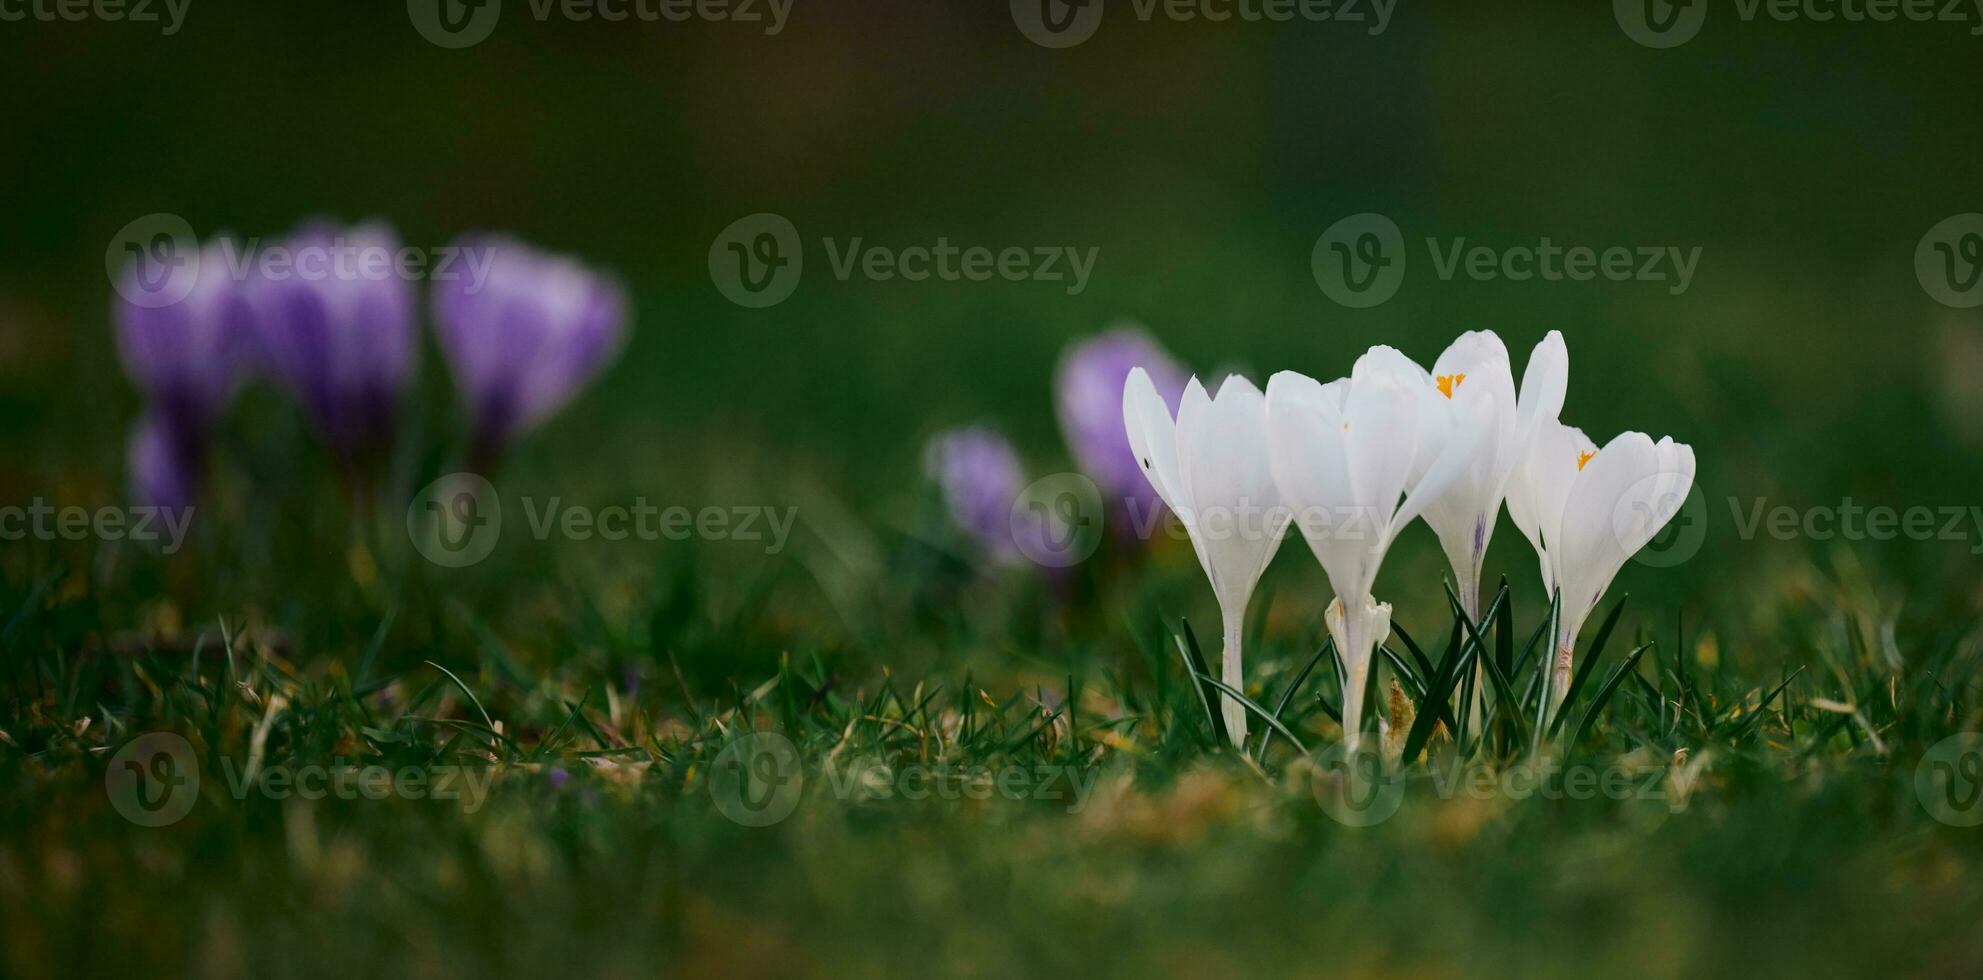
[[6, 2, 1982, 638], [5, 13, 1979, 471]]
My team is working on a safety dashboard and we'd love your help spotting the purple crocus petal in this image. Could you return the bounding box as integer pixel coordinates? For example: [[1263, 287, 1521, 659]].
[[1053, 326, 1187, 516], [115, 238, 251, 439], [128, 414, 200, 513], [432, 235, 629, 461], [242, 220, 418, 463], [924, 426, 1027, 564]]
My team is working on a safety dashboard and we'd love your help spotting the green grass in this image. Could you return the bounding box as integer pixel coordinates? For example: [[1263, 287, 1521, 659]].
[[6, 511, 1983, 978]]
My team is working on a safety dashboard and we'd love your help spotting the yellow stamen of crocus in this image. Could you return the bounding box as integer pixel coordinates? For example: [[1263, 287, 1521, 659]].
[[1576, 449, 1596, 471], [1435, 373, 1466, 399]]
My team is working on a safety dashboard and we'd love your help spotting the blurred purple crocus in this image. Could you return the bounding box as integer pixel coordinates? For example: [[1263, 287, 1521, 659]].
[[242, 220, 418, 469], [127, 415, 198, 513], [115, 237, 251, 508], [1053, 326, 1187, 525], [432, 236, 629, 468], [924, 426, 1027, 565]]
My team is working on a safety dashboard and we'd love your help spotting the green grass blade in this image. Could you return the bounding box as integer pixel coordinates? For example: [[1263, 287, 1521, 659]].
[[1572, 642, 1653, 746], [1175, 618, 1229, 748], [1257, 637, 1333, 763]]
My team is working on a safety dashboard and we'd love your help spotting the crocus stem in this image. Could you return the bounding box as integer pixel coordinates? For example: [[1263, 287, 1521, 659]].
[[1220, 614, 1247, 749], [1457, 575, 1485, 739], [1341, 654, 1370, 754], [1327, 596, 1389, 755], [1548, 610, 1583, 722]]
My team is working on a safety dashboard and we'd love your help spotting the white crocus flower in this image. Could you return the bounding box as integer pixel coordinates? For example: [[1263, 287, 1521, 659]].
[[1419, 331, 1566, 727], [1508, 421, 1695, 714], [1124, 369, 1291, 746], [1264, 347, 1491, 751], [1418, 330, 1569, 620]]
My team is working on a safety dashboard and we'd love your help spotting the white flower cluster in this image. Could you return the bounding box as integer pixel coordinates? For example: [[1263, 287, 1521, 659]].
[[1123, 331, 1695, 748]]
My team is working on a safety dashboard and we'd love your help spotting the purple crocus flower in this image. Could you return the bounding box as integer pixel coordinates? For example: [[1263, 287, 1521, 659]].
[[115, 237, 250, 445], [432, 236, 629, 467], [1053, 326, 1187, 526], [115, 237, 250, 508], [127, 415, 199, 513], [924, 426, 1027, 564], [242, 220, 418, 467]]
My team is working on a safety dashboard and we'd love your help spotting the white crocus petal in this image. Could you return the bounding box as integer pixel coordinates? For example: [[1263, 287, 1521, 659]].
[[1268, 351, 1493, 752], [1350, 345, 1442, 484], [1503, 332, 1573, 583], [1264, 371, 1359, 592], [1126, 370, 1290, 747], [1123, 367, 1186, 514], [1505, 418, 1596, 595], [1546, 431, 1696, 711], [1515, 330, 1568, 441], [1418, 330, 1519, 617]]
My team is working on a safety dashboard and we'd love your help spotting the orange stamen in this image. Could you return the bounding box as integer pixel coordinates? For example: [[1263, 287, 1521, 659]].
[[1576, 449, 1596, 471], [1435, 373, 1466, 398]]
